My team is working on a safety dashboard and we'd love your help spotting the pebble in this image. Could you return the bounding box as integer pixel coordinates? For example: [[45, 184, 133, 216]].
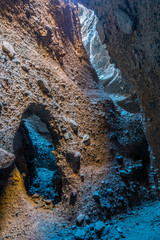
[[85, 215, 91, 224], [82, 134, 91, 146], [33, 16, 39, 22], [70, 189, 77, 205], [12, 59, 20, 64], [80, 173, 84, 182], [66, 151, 81, 173], [21, 65, 29, 72], [44, 199, 52, 204], [32, 194, 39, 198], [64, 131, 73, 140], [66, 150, 81, 173], [116, 227, 123, 234], [69, 119, 78, 134], [120, 170, 128, 178], [45, 24, 53, 32]]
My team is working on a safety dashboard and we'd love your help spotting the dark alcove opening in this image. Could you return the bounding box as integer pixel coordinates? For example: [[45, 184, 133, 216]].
[[13, 103, 62, 204]]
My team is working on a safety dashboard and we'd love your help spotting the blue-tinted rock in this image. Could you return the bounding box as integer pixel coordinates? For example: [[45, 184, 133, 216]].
[[87, 224, 94, 231], [93, 190, 100, 202], [120, 170, 128, 178], [76, 214, 85, 226], [106, 188, 114, 196], [28, 168, 60, 200], [85, 215, 91, 224], [95, 221, 105, 235], [75, 229, 86, 240], [116, 155, 123, 164]]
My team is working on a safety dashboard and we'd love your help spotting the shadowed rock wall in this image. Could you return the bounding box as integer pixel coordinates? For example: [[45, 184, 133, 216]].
[[77, 0, 160, 170]]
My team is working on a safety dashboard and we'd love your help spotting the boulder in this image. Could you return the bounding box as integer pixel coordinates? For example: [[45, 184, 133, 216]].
[[2, 41, 15, 58], [116, 8, 135, 34], [0, 148, 15, 169], [37, 79, 51, 95], [0, 148, 15, 194]]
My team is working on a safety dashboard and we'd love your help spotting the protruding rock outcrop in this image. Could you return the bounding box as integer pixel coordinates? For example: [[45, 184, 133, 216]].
[[0, 148, 15, 193]]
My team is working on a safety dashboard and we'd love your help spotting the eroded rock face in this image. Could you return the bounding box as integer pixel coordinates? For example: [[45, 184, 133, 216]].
[[0, 0, 158, 239], [78, 0, 160, 169], [0, 148, 15, 193]]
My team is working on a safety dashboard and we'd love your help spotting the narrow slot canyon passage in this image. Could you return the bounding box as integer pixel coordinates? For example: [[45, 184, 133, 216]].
[[0, 0, 160, 239]]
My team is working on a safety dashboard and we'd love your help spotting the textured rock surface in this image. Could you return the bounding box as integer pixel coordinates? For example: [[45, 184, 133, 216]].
[[0, 1, 112, 238], [78, 0, 160, 170], [0, 0, 159, 239]]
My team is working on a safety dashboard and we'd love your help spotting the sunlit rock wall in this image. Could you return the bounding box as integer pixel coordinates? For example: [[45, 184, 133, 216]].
[[78, 4, 140, 114], [78, 4, 119, 88]]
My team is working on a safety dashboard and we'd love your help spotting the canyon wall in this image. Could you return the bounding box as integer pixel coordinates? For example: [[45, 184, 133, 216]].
[[0, 0, 159, 238], [77, 0, 160, 170], [78, 4, 140, 114]]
